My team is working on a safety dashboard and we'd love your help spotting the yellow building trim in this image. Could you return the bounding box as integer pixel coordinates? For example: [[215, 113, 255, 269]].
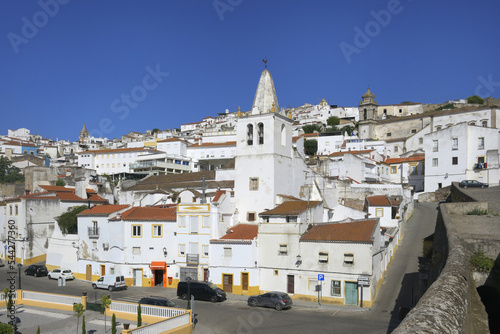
[[131, 224, 143, 238]]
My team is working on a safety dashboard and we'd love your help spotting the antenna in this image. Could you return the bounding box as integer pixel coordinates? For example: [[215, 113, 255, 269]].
[[263, 57, 268, 68]]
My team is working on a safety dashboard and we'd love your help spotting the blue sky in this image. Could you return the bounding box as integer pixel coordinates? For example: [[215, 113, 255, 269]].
[[1, 0, 499, 141]]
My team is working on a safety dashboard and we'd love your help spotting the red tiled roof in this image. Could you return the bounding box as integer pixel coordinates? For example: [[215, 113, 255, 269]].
[[40, 185, 73, 192], [384, 156, 425, 164], [260, 200, 322, 216], [329, 149, 375, 157], [79, 205, 130, 216], [300, 220, 378, 243], [188, 141, 236, 148], [212, 190, 226, 203], [119, 206, 177, 221], [219, 224, 258, 240], [366, 195, 401, 207]]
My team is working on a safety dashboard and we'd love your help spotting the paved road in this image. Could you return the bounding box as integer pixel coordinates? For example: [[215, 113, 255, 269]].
[[0, 203, 438, 333]]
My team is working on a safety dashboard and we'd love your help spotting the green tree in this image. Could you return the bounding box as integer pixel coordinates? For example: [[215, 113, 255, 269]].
[[152, 128, 159, 134], [323, 126, 338, 133], [340, 125, 355, 135], [0, 323, 14, 334], [56, 179, 66, 186], [111, 313, 117, 334], [37, 326, 40, 334], [304, 139, 318, 156], [302, 124, 322, 134], [467, 95, 484, 104], [0, 157, 24, 184], [435, 103, 456, 111], [73, 303, 85, 334], [82, 315, 86, 334], [56, 205, 87, 234], [137, 303, 142, 327], [101, 294, 112, 332], [326, 116, 340, 127]]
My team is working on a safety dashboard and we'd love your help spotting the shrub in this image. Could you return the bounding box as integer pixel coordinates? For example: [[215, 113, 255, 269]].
[[470, 251, 495, 273], [466, 208, 488, 215]]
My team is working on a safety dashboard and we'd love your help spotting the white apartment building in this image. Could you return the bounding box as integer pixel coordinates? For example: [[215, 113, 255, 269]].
[[77, 147, 159, 175]]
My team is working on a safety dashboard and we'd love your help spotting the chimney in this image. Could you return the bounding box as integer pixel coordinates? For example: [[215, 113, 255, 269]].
[[75, 177, 86, 200]]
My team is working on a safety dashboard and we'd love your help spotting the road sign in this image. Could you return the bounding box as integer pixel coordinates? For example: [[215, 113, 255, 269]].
[[318, 274, 324, 281], [357, 276, 370, 286]]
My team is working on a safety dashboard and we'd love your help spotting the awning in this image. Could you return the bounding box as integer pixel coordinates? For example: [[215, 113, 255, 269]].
[[150, 261, 166, 269]]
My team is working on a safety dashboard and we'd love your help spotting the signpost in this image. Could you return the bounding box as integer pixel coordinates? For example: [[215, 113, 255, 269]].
[[317, 274, 324, 305], [357, 276, 370, 308]]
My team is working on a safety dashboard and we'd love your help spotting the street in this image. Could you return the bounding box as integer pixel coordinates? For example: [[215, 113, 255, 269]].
[[0, 202, 438, 334]]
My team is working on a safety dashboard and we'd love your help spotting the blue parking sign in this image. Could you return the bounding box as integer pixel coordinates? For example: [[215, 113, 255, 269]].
[[318, 274, 324, 281]]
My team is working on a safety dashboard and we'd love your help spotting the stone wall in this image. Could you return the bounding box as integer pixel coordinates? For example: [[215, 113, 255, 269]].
[[393, 204, 489, 333]]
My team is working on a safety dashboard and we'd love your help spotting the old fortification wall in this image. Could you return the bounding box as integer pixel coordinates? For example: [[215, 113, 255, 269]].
[[393, 203, 489, 333]]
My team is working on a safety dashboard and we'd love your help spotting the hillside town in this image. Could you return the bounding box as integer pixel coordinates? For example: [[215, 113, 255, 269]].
[[1, 68, 499, 308]]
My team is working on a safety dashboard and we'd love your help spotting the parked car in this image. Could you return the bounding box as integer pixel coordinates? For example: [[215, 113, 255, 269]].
[[92, 274, 126, 291], [139, 296, 176, 307], [48, 268, 74, 280], [247, 291, 293, 311], [24, 264, 48, 277], [177, 280, 226, 302], [459, 180, 489, 188]]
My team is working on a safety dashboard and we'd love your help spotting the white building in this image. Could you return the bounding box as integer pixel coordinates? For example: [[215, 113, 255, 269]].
[[77, 147, 159, 175]]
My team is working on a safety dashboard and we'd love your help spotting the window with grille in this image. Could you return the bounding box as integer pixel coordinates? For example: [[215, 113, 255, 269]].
[[452, 138, 458, 150], [452, 157, 458, 165], [331, 280, 341, 296], [249, 177, 259, 191], [432, 140, 438, 152]]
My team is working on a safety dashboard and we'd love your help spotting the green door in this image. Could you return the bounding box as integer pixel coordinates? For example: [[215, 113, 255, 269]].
[[345, 282, 358, 305]]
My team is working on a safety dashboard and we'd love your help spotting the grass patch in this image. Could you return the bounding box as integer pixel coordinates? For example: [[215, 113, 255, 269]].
[[470, 251, 495, 273], [465, 207, 489, 215]]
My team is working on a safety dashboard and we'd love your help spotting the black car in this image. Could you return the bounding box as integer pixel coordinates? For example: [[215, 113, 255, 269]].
[[177, 280, 226, 303], [24, 264, 48, 277], [247, 291, 293, 311], [139, 296, 176, 307], [459, 180, 488, 189]]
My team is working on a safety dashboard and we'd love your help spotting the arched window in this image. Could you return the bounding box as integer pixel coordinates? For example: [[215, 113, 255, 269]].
[[363, 108, 367, 120], [281, 124, 286, 146], [247, 124, 254, 145], [257, 123, 264, 144]]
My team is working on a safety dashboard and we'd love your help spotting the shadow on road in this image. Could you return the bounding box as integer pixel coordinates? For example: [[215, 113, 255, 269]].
[[386, 272, 419, 334]]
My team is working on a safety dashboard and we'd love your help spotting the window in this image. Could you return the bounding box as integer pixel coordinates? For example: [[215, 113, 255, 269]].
[[452, 138, 458, 150], [410, 165, 417, 175], [247, 124, 253, 145], [390, 166, 397, 174], [478, 137, 484, 150], [344, 253, 354, 265], [224, 247, 232, 258], [132, 247, 141, 254], [432, 140, 438, 152], [387, 133, 391, 137], [469, 121, 476, 126], [286, 216, 297, 223], [278, 244, 288, 255], [411, 129, 416, 134], [399, 108, 402, 113], [15, 205, 18, 215], [202, 215, 210, 228], [178, 215, 186, 228], [190, 216, 199, 234], [375, 208, 383, 217], [202, 245, 209, 257], [152, 225, 162, 237], [92, 241, 97, 250], [331, 280, 341, 296], [482, 120, 488, 127], [319, 252, 329, 263], [178, 244, 185, 256], [436, 126, 442, 131], [247, 212, 256, 222], [132, 225, 142, 237], [452, 157, 458, 165], [249, 177, 259, 190], [274, 270, 279, 276], [432, 158, 438, 167], [257, 123, 264, 144], [394, 146, 398, 153], [281, 124, 286, 146], [477, 156, 485, 164]]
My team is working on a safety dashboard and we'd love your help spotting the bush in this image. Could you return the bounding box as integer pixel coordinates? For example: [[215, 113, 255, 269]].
[[470, 251, 495, 273], [466, 208, 488, 215], [56, 205, 88, 234]]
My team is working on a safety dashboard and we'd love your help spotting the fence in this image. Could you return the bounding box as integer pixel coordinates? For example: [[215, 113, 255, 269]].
[[123, 313, 191, 334]]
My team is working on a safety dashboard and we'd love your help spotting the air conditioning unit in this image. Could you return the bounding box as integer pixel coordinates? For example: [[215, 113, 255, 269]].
[[103, 243, 109, 250]]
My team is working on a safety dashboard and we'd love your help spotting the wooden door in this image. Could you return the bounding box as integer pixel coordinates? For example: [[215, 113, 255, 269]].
[[287, 275, 294, 294], [223, 274, 233, 293], [100, 264, 105, 276], [242, 273, 249, 291], [86, 265, 91, 281]]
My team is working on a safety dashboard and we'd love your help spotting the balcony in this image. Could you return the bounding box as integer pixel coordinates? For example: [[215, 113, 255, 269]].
[[88, 227, 99, 239], [186, 253, 199, 265], [473, 163, 487, 170]]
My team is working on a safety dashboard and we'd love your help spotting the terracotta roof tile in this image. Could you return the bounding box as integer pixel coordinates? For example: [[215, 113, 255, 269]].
[[366, 195, 392, 206], [329, 149, 375, 157], [260, 200, 322, 216], [384, 156, 425, 164], [212, 190, 226, 203], [219, 224, 258, 240], [300, 220, 378, 243], [79, 205, 130, 216], [119, 206, 177, 221]]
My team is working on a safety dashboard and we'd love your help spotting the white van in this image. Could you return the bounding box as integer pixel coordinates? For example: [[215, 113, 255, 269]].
[[92, 275, 126, 291]]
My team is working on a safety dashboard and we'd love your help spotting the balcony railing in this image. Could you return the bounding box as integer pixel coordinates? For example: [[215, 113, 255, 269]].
[[88, 227, 99, 238], [186, 253, 199, 264]]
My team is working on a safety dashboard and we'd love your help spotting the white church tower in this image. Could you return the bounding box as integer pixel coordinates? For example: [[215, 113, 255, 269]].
[[234, 69, 295, 224]]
